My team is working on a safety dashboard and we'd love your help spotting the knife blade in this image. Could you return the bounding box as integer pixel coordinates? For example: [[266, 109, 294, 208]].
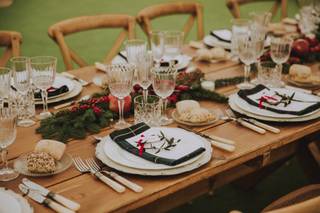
[[22, 178, 80, 211], [19, 184, 75, 213]]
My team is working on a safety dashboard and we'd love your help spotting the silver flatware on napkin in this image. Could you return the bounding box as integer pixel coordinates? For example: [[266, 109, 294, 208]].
[[61, 72, 90, 86], [86, 158, 143, 193], [73, 156, 125, 193], [22, 178, 80, 211], [19, 184, 75, 213]]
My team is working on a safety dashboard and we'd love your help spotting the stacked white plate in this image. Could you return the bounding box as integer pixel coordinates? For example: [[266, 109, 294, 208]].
[[229, 89, 320, 122], [35, 74, 83, 105], [0, 188, 33, 213], [112, 51, 192, 71], [95, 127, 212, 176]]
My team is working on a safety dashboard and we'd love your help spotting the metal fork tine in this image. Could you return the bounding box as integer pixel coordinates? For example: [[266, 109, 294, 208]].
[[88, 158, 101, 170], [77, 157, 89, 170], [86, 159, 99, 171]]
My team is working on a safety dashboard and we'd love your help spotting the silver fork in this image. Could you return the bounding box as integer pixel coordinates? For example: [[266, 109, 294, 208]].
[[86, 158, 143, 193], [72, 157, 125, 193]]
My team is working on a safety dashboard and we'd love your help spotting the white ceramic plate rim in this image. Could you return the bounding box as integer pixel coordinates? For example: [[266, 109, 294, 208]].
[[0, 188, 33, 213], [96, 139, 212, 176], [103, 127, 206, 170]]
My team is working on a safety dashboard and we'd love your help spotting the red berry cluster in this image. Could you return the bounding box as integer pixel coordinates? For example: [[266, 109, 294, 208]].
[[70, 96, 109, 116]]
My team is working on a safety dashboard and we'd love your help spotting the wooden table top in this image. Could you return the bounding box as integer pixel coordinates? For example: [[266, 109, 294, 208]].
[[2, 48, 320, 213]]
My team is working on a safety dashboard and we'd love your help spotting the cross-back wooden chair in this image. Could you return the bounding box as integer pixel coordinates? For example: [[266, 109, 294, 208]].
[[226, 0, 287, 20], [136, 2, 204, 40], [0, 31, 22, 66], [48, 14, 136, 70]]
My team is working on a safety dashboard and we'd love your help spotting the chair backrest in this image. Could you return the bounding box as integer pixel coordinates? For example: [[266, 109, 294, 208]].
[[0, 31, 22, 66], [137, 2, 204, 40], [226, 0, 287, 20], [48, 14, 136, 70]]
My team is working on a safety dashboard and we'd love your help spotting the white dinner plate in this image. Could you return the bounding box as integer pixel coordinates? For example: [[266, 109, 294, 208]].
[[35, 78, 82, 105], [229, 97, 320, 122], [96, 138, 212, 176], [231, 94, 320, 119], [103, 127, 206, 170], [203, 35, 231, 50], [0, 188, 33, 213], [34, 75, 75, 100]]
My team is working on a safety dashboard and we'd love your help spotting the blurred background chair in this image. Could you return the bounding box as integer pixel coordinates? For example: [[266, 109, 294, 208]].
[[262, 184, 320, 213], [0, 30, 22, 66], [137, 2, 204, 40], [226, 0, 287, 20], [48, 14, 136, 70]]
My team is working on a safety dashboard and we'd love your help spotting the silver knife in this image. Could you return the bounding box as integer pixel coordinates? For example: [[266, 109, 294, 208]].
[[22, 178, 80, 211], [19, 184, 75, 213], [241, 118, 280, 134]]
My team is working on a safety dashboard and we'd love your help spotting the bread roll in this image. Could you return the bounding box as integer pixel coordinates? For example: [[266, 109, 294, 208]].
[[289, 64, 311, 79], [35, 139, 66, 160], [179, 108, 215, 123], [176, 100, 200, 115], [195, 49, 212, 62], [210, 47, 226, 60], [27, 152, 56, 173]]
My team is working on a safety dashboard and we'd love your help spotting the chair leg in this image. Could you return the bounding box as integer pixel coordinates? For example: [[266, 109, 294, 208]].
[[297, 141, 320, 183], [232, 157, 292, 191]]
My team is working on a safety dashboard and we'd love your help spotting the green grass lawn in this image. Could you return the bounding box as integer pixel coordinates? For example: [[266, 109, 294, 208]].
[[1, 1, 310, 213]]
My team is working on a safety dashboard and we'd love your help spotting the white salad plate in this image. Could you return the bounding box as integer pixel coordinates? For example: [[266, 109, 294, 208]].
[[0, 187, 33, 213], [103, 127, 206, 170]]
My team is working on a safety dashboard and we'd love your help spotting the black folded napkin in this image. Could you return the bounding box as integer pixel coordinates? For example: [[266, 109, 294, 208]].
[[210, 30, 231, 43], [34, 85, 69, 99], [238, 84, 320, 116], [109, 122, 206, 166]]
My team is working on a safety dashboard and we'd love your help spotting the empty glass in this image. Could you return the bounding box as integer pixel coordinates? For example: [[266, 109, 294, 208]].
[[134, 95, 161, 126], [30, 56, 56, 119], [270, 37, 293, 82], [0, 67, 12, 105], [163, 31, 184, 59], [231, 18, 250, 57], [237, 35, 263, 89], [125, 39, 147, 66], [11, 57, 35, 127], [258, 62, 281, 87], [105, 64, 135, 129], [0, 106, 18, 181], [150, 31, 164, 63], [152, 66, 177, 126], [136, 52, 153, 102]]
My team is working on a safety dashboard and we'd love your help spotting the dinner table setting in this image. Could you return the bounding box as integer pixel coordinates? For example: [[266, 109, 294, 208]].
[[1, 6, 320, 213]]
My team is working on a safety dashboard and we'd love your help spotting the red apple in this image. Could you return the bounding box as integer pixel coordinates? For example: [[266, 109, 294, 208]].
[[305, 36, 319, 47], [108, 95, 132, 113], [292, 39, 310, 57]]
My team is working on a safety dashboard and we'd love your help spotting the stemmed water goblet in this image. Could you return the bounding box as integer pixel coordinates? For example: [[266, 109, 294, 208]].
[[237, 34, 263, 89], [11, 56, 35, 127], [270, 37, 293, 86], [231, 18, 250, 58], [0, 106, 19, 181], [151, 66, 177, 126], [0, 67, 12, 106], [163, 31, 184, 59], [105, 63, 135, 129], [150, 31, 164, 64], [136, 52, 153, 102], [30, 56, 57, 119]]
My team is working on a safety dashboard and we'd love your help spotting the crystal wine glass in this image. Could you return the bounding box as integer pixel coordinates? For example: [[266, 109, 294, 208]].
[[163, 31, 184, 59], [150, 31, 164, 64], [237, 35, 262, 89], [270, 37, 293, 86], [231, 18, 250, 58], [30, 56, 57, 119], [11, 57, 35, 127], [151, 66, 177, 126], [125, 39, 147, 66], [0, 106, 18, 181], [136, 52, 153, 102], [0, 67, 12, 106], [105, 63, 135, 129]]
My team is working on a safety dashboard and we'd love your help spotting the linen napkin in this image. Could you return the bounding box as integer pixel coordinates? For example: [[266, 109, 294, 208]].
[[210, 29, 232, 43], [238, 84, 320, 116], [34, 85, 69, 99], [109, 122, 206, 166]]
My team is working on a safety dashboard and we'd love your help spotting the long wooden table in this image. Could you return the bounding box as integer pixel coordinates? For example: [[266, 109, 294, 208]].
[[2, 50, 320, 212]]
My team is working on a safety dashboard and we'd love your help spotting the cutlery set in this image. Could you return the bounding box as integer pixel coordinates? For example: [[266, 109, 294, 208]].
[[19, 178, 80, 213], [61, 72, 90, 87], [73, 157, 143, 193]]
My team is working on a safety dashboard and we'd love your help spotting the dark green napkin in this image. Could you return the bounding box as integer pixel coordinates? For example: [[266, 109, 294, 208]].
[[109, 122, 206, 166]]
